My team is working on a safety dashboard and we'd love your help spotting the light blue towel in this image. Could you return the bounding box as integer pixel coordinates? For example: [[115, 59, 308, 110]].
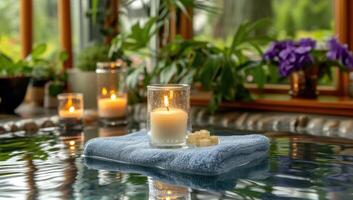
[[83, 130, 270, 176]]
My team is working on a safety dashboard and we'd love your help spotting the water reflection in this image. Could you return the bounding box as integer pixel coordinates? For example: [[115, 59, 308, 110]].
[[59, 132, 82, 199], [99, 126, 127, 137], [148, 178, 190, 200], [2, 127, 353, 199]]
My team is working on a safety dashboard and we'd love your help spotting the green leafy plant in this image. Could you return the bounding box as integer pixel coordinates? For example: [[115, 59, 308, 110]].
[[109, 17, 160, 61], [0, 52, 31, 77], [26, 43, 68, 81], [77, 44, 110, 71], [128, 20, 272, 112]]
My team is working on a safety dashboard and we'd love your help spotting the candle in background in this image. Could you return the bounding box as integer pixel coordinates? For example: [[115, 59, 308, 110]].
[[98, 89, 127, 119], [147, 84, 190, 148], [96, 61, 127, 126], [58, 93, 84, 119], [57, 93, 84, 132]]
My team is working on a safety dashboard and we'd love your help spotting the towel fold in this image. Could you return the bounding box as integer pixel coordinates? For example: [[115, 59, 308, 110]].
[[84, 156, 269, 191], [83, 130, 270, 176]]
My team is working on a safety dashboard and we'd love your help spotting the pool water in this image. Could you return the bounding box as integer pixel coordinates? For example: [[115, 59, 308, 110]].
[[1, 123, 353, 200]]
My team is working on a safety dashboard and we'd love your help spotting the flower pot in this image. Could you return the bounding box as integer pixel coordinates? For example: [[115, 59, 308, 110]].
[[289, 66, 318, 99], [44, 81, 65, 108], [0, 76, 30, 113], [24, 79, 49, 106], [67, 69, 97, 108]]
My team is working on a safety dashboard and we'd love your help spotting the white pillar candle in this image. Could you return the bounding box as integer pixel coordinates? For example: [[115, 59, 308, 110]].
[[150, 95, 188, 143], [98, 94, 127, 118]]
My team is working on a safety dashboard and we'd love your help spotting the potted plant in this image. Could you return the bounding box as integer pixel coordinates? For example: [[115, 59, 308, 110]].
[[0, 52, 32, 113], [24, 44, 67, 105], [126, 20, 271, 112], [67, 44, 110, 108], [264, 38, 353, 98]]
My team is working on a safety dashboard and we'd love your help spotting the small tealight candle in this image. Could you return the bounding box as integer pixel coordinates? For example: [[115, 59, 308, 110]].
[[147, 84, 190, 148], [58, 93, 84, 119], [57, 93, 84, 132]]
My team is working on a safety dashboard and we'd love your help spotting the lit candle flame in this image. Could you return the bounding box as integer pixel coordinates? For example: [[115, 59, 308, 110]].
[[111, 93, 117, 100], [164, 95, 169, 111], [102, 87, 108, 96], [69, 106, 75, 113], [169, 90, 173, 99]]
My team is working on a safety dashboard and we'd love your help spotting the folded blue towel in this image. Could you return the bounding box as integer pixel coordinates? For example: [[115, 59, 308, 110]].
[[83, 130, 270, 176], [84, 156, 269, 191]]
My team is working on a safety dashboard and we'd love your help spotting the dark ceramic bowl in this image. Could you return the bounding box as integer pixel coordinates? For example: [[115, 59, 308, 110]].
[[0, 77, 30, 113]]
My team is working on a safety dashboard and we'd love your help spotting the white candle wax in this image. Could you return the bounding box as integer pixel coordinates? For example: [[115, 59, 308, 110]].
[[98, 96, 127, 118], [59, 106, 83, 119], [150, 108, 188, 143]]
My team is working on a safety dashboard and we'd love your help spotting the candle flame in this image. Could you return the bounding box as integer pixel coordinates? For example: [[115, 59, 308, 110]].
[[65, 98, 73, 110], [111, 93, 117, 99], [164, 95, 169, 107], [69, 106, 75, 113], [169, 90, 173, 99], [101, 87, 108, 96]]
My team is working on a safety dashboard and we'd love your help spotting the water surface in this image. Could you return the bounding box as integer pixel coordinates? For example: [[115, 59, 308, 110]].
[[1, 124, 353, 200]]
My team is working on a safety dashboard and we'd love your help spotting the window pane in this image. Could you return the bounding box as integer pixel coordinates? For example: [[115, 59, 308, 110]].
[[193, 0, 336, 87], [0, 1, 21, 60], [33, 0, 59, 56]]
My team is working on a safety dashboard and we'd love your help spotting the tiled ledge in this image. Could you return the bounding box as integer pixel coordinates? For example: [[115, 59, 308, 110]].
[[1, 103, 353, 141]]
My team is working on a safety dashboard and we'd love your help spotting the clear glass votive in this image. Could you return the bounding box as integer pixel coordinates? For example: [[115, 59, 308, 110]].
[[57, 93, 84, 131], [96, 61, 128, 126], [147, 84, 191, 148], [148, 178, 190, 200]]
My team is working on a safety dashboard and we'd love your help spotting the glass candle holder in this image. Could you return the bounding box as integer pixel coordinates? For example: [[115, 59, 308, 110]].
[[96, 61, 128, 126], [57, 93, 84, 131], [147, 84, 190, 148]]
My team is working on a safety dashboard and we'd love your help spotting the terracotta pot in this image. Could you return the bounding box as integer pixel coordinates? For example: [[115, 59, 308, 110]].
[[289, 66, 318, 99], [0, 76, 30, 113]]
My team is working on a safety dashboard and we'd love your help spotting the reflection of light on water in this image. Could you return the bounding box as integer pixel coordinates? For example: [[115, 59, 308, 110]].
[[60, 134, 83, 157], [148, 178, 190, 200], [99, 127, 126, 137]]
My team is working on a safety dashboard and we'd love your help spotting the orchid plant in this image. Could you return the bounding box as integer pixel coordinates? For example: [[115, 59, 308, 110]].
[[264, 38, 353, 77]]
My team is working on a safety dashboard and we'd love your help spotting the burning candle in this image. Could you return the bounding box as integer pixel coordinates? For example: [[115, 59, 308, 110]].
[[150, 95, 188, 144], [147, 84, 190, 148], [98, 92, 127, 119], [58, 93, 84, 119], [57, 93, 84, 132], [96, 61, 127, 125]]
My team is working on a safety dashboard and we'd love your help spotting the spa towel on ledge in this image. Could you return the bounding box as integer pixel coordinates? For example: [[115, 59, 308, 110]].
[[83, 129, 270, 176]]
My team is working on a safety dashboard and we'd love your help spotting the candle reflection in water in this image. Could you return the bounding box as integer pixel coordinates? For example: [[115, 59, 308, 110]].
[[148, 178, 190, 200], [59, 133, 83, 199]]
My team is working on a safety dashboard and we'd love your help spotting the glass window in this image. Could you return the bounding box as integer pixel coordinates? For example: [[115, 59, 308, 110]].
[[0, 1, 21, 60], [33, 0, 59, 56], [193, 0, 336, 88]]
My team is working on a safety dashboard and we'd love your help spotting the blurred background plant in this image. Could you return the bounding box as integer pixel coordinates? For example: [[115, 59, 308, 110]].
[[76, 44, 111, 71], [125, 20, 272, 111]]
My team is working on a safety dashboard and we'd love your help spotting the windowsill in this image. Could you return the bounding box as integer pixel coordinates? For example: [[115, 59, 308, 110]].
[[191, 92, 353, 116]]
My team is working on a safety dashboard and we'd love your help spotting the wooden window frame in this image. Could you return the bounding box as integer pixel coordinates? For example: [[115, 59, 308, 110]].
[[20, 0, 73, 68]]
